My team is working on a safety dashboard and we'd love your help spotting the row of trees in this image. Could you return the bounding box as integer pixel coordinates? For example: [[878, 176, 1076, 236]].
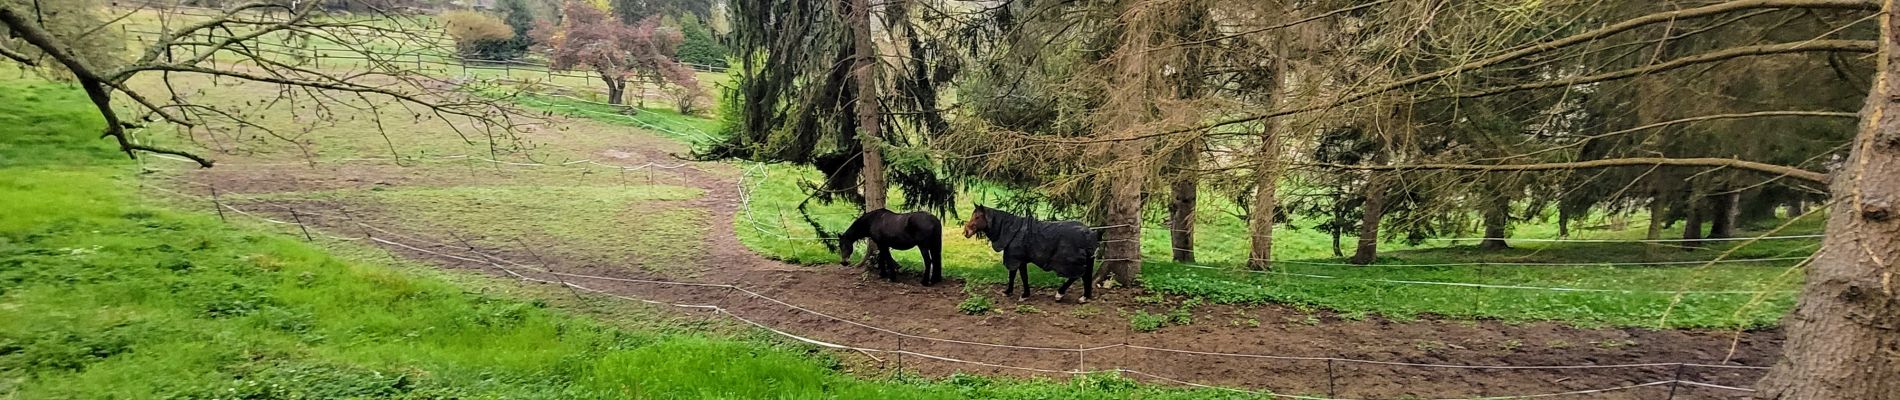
[[706, 0, 1896, 396], [713, 0, 1868, 279], [3, 0, 1889, 396]]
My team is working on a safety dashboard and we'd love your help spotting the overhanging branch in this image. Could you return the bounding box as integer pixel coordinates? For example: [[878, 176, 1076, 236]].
[[1301, 158, 1829, 183], [0, 43, 33, 66], [1181, 0, 1881, 134], [1444, 40, 1877, 100]]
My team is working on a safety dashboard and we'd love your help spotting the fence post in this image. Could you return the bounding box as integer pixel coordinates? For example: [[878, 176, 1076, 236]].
[[289, 209, 314, 241], [1666, 363, 1686, 400], [209, 185, 227, 223], [1076, 344, 1085, 373], [1326, 358, 1337, 399], [895, 336, 905, 377]]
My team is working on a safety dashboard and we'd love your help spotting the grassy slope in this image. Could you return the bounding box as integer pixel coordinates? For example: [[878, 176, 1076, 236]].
[[0, 75, 1254, 399], [489, 92, 1808, 328], [732, 161, 1803, 328], [507, 93, 1806, 330], [106, 5, 1803, 329]]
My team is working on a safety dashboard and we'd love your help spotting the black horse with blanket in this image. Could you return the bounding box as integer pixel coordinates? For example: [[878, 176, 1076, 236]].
[[839, 209, 944, 285], [962, 205, 1098, 303]]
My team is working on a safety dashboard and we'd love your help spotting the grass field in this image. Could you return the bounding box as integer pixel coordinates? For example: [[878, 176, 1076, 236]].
[[1, 68, 1264, 400], [498, 76, 1812, 329], [97, 6, 1812, 330], [729, 160, 1808, 329]]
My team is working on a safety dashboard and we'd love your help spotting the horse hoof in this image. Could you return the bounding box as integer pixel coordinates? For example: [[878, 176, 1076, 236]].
[[1017, 297, 1028, 303], [1079, 297, 1089, 304], [1055, 294, 1064, 302]]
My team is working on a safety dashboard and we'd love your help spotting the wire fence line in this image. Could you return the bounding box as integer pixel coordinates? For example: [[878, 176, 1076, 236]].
[[136, 182, 1768, 399]]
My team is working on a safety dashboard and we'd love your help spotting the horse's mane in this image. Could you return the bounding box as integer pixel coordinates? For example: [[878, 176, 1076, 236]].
[[841, 209, 893, 245]]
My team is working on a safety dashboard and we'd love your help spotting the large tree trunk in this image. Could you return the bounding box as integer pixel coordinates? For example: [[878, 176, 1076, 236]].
[[1647, 197, 1666, 240], [1710, 189, 1739, 239], [603, 75, 626, 105], [1168, 139, 1200, 263], [849, 0, 886, 211], [1480, 177, 1512, 250], [1350, 171, 1387, 265], [1681, 198, 1705, 248], [1557, 208, 1571, 239], [1099, 142, 1147, 287], [1755, 6, 1900, 395], [1247, 47, 1287, 270], [1248, 130, 1281, 270]]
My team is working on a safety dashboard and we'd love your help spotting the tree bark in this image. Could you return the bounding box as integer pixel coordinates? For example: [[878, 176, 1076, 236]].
[[1647, 192, 1667, 240], [1099, 141, 1146, 287], [1249, 130, 1281, 270], [1248, 43, 1287, 270], [1350, 170, 1387, 265], [1710, 189, 1740, 239], [1168, 139, 1200, 263], [1682, 197, 1705, 248], [1755, 3, 1900, 395], [849, 0, 886, 211], [1480, 177, 1512, 250], [602, 75, 626, 105], [1557, 208, 1571, 239]]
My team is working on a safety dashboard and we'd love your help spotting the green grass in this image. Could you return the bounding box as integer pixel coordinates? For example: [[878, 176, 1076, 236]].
[[718, 124, 1807, 329], [232, 184, 709, 275], [1, 67, 1275, 400], [504, 90, 723, 142], [103, 6, 1811, 329]]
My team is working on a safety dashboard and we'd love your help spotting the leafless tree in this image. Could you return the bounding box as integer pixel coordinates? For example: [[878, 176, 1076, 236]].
[[0, 0, 529, 167]]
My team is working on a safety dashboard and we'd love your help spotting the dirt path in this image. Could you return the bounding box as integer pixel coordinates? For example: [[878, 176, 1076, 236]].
[[171, 117, 1780, 400]]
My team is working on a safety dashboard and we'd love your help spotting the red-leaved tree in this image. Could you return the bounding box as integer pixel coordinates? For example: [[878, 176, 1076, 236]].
[[533, 2, 704, 110]]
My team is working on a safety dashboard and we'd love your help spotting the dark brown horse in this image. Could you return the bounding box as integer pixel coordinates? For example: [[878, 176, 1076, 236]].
[[963, 205, 1097, 303], [840, 209, 944, 285]]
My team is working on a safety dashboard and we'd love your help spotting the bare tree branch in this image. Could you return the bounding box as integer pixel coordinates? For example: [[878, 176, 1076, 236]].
[[0, 3, 214, 167], [1185, 0, 1880, 135], [1444, 40, 1876, 100], [0, 42, 32, 66], [1301, 157, 1829, 183]]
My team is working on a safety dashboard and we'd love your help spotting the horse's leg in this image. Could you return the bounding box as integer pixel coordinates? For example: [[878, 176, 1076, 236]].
[[913, 247, 928, 285], [925, 245, 942, 285], [1003, 261, 1017, 297], [878, 246, 899, 282], [1018, 266, 1031, 302], [1056, 274, 1076, 303], [1081, 264, 1093, 303]]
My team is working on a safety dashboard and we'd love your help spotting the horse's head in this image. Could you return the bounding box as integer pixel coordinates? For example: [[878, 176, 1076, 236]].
[[963, 205, 990, 239], [838, 241, 854, 266]]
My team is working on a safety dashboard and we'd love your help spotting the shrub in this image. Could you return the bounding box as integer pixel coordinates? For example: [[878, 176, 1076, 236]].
[[441, 10, 515, 59], [1128, 311, 1166, 332], [957, 295, 993, 315]]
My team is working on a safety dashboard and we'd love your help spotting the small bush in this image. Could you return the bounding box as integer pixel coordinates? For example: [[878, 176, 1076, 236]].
[[1128, 311, 1166, 332], [957, 295, 993, 315], [442, 11, 516, 59]]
